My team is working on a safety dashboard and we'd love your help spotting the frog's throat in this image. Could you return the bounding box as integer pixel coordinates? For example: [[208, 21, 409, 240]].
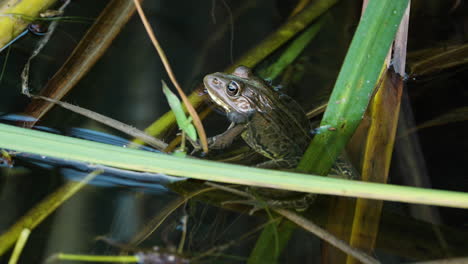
[[206, 88, 231, 113]]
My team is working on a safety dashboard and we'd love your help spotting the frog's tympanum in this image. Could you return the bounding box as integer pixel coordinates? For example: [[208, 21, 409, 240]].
[[203, 66, 311, 169]]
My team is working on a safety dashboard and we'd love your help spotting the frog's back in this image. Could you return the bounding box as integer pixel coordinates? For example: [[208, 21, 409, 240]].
[[278, 93, 311, 145], [242, 91, 311, 166]]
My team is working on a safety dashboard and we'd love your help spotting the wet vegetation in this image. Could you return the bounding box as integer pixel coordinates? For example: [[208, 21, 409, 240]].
[[0, 0, 467, 263]]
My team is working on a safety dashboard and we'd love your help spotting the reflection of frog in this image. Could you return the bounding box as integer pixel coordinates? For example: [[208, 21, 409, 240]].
[[203, 66, 311, 169]]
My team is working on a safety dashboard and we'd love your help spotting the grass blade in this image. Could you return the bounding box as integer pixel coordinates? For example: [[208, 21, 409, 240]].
[[0, 124, 467, 209]]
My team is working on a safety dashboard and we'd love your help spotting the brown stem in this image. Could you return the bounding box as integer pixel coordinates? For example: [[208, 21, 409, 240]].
[[132, 0, 209, 153], [22, 0, 137, 125]]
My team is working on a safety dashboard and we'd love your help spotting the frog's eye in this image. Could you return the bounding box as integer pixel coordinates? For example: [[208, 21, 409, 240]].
[[227, 81, 240, 96]]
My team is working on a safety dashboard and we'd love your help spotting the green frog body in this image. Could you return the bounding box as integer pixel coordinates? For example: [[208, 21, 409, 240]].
[[203, 66, 311, 169]]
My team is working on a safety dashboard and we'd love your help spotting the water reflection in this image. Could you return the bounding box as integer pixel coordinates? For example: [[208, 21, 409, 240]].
[[0, 115, 182, 191]]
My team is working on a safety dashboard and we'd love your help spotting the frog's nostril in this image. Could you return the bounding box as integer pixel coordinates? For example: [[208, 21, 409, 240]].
[[212, 78, 219, 85]]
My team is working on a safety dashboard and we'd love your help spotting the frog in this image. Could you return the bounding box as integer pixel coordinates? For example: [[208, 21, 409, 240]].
[[203, 65, 311, 169], [201, 66, 358, 209]]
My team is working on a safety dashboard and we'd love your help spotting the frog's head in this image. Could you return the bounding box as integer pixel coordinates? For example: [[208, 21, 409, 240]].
[[204, 66, 271, 123]]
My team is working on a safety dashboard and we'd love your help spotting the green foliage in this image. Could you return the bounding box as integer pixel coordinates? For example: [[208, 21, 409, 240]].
[[248, 219, 295, 264], [0, 123, 466, 209], [298, 0, 410, 174], [162, 80, 197, 141], [257, 18, 324, 80]]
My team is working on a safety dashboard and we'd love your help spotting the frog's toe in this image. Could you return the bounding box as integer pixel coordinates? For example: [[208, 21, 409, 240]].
[[223, 194, 315, 213], [255, 159, 297, 169], [222, 199, 268, 215]]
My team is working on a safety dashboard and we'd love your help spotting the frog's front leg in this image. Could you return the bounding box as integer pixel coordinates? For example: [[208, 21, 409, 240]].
[[189, 123, 246, 153], [208, 123, 246, 149]]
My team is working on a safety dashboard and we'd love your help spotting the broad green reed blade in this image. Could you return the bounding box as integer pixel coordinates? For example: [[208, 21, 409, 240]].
[[0, 123, 467, 209], [298, 0, 410, 175]]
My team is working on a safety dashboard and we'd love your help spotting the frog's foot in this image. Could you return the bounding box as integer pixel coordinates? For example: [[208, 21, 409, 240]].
[[329, 154, 359, 180], [223, 193, 315, 214], [188, 136, 232, 156], [222, 199, 267, 215], [259, 194, 315, 212], [255, 159, 297, 169], [187, 137, 204, 155]]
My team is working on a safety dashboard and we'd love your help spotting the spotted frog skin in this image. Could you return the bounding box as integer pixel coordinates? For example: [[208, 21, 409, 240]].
[[203, 66, 311, 169]]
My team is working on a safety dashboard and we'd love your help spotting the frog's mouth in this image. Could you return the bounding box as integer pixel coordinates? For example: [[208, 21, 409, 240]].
[[206, 88, 231, 113]]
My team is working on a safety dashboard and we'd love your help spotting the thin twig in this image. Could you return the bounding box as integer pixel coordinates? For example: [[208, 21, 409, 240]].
[[21, 0, 71, 97], [22, 0, 139, 124], [275, 208, 380, 264], [205, 182, 380, 264], [177, 214, 188, 254], [205, 182, 252, 199], [130, 187, 217, 246], [34, 95, 168, 150], [192, 217, 282, 262], [132, 0, 208, 153]]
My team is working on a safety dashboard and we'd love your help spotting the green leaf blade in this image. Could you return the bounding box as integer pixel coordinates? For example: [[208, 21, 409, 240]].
[[298, 0, 410, 174], [161, 80, 197, 141]]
